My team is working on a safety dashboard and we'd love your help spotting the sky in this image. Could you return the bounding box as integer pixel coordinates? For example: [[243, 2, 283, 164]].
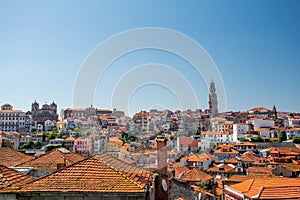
[[0, 0, 299, 116]]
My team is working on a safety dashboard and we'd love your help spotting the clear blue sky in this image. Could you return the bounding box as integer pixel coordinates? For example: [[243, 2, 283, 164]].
[[1, 0, 299, 116]]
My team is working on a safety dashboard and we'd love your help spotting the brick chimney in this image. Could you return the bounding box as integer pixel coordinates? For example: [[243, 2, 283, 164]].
[[156, 136, 168, 174]]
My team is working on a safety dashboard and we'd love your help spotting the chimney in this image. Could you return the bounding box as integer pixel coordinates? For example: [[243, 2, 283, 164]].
[[156, 136, 168, 174]]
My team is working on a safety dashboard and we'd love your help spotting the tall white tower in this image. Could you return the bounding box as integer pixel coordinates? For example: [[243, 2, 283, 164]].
[[209, 80, 218, 118]]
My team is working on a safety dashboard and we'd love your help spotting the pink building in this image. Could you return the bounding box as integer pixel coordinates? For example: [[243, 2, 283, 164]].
[[74, 138, 90, 157]]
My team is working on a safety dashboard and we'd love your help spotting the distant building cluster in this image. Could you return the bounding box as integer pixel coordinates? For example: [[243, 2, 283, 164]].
[[1, 80, 300, 199]]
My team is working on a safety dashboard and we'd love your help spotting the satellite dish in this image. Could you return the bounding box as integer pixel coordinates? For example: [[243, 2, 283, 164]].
[[162, 179, 168, 192]]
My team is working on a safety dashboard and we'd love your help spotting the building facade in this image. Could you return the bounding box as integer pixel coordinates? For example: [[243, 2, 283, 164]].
[[31, 101, 58, 125], [0, 104, 26, 133]]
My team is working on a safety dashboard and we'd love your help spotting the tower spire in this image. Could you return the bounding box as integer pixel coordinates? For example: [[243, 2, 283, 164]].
[[209, 80, 218, 117]]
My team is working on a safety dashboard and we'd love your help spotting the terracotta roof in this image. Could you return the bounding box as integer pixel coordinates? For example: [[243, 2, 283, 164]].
[[181, 168, 213, 182], [0, 148, 34, 167], [241, 155, 259, 163], [259, 186, 300, 199], [234, 141, 256, 146], [225, 157, 238, 164], [174, 166, 189, 177], [186, 153, 213, 163], [269, 147, 300, 154], [207, 164, 235, 173], [246, 167, 273, 175], [18, 154, 150, 193], [16, 148, 84, 170], [227, 175, 273, 183], [0, 165, 34, 190], [250, 107, 268, 111], [64, 136, 76, 141], [243, 151, 256, 156], [0, 110, 23, 113], [214, 145, 239, 155], [95, 153, 152, 186], [229, 177, 300, 199]]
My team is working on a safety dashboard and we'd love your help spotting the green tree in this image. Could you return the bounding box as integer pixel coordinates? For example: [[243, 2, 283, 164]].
[[20, 143, 29, 149], [293, 136, 300, 144], [28, 141, 35, 149], [278, 130, 287, 142], [34, 141, 42, 149]]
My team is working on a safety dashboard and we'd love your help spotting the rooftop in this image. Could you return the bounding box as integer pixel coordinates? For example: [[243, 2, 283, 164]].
[[0, 165, 34, 190], [18, 154, 151, 193], [229, 177, 300, 199], [16, 148, 84, 170], [0, 148, 34, 167]]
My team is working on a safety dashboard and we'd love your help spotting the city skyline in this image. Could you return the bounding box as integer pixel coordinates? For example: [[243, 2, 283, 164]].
[[1, 1, 299, 115]]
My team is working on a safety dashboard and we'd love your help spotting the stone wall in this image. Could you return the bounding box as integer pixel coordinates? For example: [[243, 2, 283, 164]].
[[169, 179, 194, 200], [255, 142, 295, 150]]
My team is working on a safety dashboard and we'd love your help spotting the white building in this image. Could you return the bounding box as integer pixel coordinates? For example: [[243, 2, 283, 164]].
[[248, 107, 269, 118], [199, 131, 232, 151], [44, 120, 56, 131], [249, 118, 275, 131], [285, 128, 300, 139], [0, 104, 26, 133], [232, 123, 250, 142], [289, 118, 300, 127], [216, 121, 233, 132]]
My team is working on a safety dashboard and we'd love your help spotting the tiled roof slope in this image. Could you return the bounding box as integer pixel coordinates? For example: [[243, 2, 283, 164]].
[[181, 168, 213, 182], [0, 165, 34, 190], [19, 155, 149, 193], [0, 148, 34, 167], [230, 177, 300, 199], [259, 186, 300, 199], [16, 148, 84, 170], [95, 153, 152, 186]]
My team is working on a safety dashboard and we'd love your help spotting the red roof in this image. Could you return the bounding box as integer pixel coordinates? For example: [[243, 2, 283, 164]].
[[178, 137, 193, 148], [0, 165, 34, 190], [17, 154, 152, 193], [0, 148, 34, 167], [190, 139, 200, 148]]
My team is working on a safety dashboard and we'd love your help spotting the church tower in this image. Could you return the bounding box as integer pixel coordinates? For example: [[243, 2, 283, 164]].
[[209, 80, 218, 118], [31, 100, 39, 113]]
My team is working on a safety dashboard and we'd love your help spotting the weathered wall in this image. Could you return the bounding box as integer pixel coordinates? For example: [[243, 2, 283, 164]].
[[169, 179, 194, 200]]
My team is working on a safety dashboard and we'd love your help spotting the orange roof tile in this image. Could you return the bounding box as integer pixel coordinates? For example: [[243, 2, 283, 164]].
[[95, 153, 152, 186], [241, 155, 259, 163], [18, 154, 151, 193], [64, 136, 76, 141], [186, 153, 213, 163], [181, 168, 213, 182], [225, 157, 238, 164], [0, 165, 34, 190], [227, 175, 273, 183], [234, 141, 256, 146], [229, 177, 300, 199], [16, 148, 84, 170], [259, 186, 300, 199], [207, 164, 235, 173], [0, 148, 34, 167], [246, 167, 273, 175], [250, 107, 268, 111], [174, 166, 189, 177]]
